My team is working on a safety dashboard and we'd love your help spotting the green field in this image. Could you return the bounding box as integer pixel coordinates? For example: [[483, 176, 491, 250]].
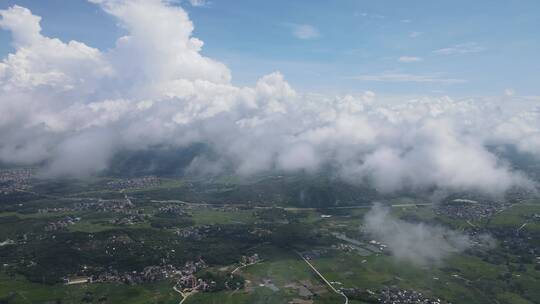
[[489, 204, 540, 232], [190, 208, 256, 225], [188, 246, 342, 304], [0, 274, 179, 304]]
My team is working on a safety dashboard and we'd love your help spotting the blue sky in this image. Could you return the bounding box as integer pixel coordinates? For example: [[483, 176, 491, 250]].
[[1, 0, 539, 96]]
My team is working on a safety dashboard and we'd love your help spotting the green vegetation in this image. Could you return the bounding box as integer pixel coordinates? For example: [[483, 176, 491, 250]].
[[0, 274, 178, 304], [191, 209, 255, 225], [0, 175, 539, 303], [489, 204, 540, 232]]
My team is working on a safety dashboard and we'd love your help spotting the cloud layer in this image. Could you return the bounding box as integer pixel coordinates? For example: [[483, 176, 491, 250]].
[[0, 0, 538, 194]]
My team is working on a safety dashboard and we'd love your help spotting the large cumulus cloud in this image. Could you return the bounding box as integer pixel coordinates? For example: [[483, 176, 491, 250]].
[[0, 0, 537, 194]]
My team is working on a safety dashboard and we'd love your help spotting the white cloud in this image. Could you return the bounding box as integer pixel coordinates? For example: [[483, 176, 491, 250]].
[[0, 5, 111, 93], [493, 109, 540, 156], [433, 42, 485, 55], [292, 24, 320, 40], [350, 119, 529, 193], [398, 56, 422, 63], [353, 72, 465, 84], [0, 5, 42, 47]]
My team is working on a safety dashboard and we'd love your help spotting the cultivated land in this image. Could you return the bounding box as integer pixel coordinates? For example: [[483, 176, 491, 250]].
[[0, 172, 539, 304]]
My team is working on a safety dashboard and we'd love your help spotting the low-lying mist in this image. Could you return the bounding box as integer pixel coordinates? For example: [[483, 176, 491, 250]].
[[364, 203, 478, 265]]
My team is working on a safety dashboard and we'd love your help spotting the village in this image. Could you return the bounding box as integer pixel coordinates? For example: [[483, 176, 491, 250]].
[[63, 253, 262, 300], [0, 168, 34, 194], [64, 259, 207, 286], [436, 198, 512, 221], [106, 176, 161, 190], [377, 287, 445, 304]]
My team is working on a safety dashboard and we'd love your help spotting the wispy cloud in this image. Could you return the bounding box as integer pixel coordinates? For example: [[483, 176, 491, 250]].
[[291, 24, 320, 40], [354, 12, 368, 17], [188, 0, 209, 7], [433, 42, 485, 55], [353, 72, 466, 84], [364, 203, 473, 265], [504, 88, 515, 96], [354, 12, 385, 19], [409, 31, 422, 38], [398, 56, 422, 63]]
